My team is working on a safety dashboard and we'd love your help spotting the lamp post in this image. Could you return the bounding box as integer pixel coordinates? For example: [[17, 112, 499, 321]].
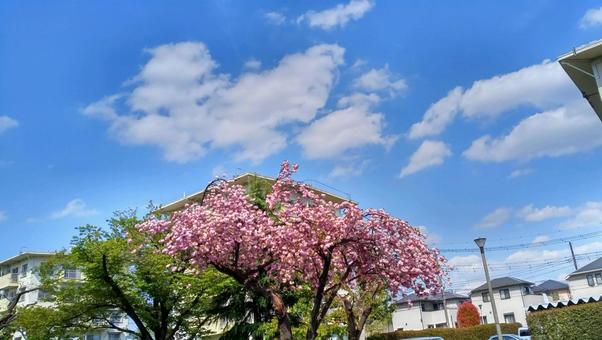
[[474, 237, 502, 340]]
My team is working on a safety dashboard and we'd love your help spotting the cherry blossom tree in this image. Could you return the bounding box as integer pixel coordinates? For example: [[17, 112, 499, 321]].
[[136, 161, 443, 340]]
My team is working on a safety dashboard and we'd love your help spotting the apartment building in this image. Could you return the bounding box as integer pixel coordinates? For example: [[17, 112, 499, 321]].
[[0, 252, 131, 340], [391, 292, 468, 331], [565, 257, 602, 299], [469, 277, 543, 327]]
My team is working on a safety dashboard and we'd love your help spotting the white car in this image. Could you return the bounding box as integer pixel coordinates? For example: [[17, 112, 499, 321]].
[[488, 335, 523, 340], [517, 327, 531, 340]]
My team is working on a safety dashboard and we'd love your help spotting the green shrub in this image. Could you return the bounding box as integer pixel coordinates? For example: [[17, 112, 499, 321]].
[[367, 323, 520, 340], [527, 301, 602, 340]]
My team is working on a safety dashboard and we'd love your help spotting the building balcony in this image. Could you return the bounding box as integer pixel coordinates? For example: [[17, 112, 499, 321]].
[[0, 273, 19, 289]]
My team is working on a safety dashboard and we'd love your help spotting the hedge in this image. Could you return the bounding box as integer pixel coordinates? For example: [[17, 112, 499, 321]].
[[367, 323, 520, 340], [527, 301, 602, 340]]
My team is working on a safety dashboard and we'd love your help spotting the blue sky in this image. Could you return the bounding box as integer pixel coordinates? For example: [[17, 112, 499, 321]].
[[2, 0, 602, 291]]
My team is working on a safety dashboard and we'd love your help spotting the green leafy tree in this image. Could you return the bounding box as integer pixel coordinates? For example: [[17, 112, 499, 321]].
[[19, 211, 233, 340]]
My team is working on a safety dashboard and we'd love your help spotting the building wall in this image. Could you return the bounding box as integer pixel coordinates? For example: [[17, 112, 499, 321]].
[[391, 299, 464, 331], [568, 273, 602, 299], [470, 286, 542, 327]]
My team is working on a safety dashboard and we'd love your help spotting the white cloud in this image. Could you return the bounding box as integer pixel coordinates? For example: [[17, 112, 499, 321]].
[[408, 87, 463, 139], [329, 159, 370, 178], [518, 204, 573, 222], [580, 7, 602, 28], [475, 207, 512, 228], [298, 93, 396, 159], [509, 168, 534, 178], [463, 102, 602, 162], [408, 61, 602, 163], [50, 199, 98, 219], [299, 0, 374, 30], [559, 202, 602, 229], [0, 116, 18, 135], [0, 211, 6, 222], [532, 235, 550, 243], [265, 11, 287, 25], [352, 66, 407, 94], [448, 255, 481, 269], [243, 58, 261, 70], [505, 248, 564, 264], [399, 140, 451, 178], [211, 165, 229, 178], [84, 42, 345, 164], [417, 225, 442, 246]]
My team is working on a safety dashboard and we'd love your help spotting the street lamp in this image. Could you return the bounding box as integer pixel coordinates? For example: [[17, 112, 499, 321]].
[[474, 237, 502, 340]]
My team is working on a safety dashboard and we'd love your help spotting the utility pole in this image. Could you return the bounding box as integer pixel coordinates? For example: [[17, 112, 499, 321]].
[[569, 241, 578, 270], [435, 255, 450, 328]]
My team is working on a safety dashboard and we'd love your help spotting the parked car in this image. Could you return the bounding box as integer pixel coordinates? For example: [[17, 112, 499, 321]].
[[517, 327, 531, 340], [488, 335, 523, 340]]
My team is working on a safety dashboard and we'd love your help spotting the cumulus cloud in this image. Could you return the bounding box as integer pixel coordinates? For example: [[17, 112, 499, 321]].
[[299, 0, 374, 30], [50, 199, 98, 219], [265, 11, 287, 25], [463, 102, 602, 162], [408, 60, 602, 163], [243, 58, 261, 70], [353, 66, 407, 94], [84, 42, 345, 164], [509, 168, 534, 178], [0, 116, 18, 135], [532, 235, 550, 243], [298, 93, 396, 159], [475, 207, 512, 228], [559, 202, 602, 229], [399, 140, 451, 178], [518, 204, 573, 222], [580, 7, 602, 28], [329, 159, 370, 178], [408, 87, 463, 139]]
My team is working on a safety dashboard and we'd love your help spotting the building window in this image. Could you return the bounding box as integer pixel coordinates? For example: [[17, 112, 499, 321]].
[[21, 264, 28, 278], [587, 274, 595, 287], [551, 291, 560, 301], [482, 292, 490, 302], [108, 333, 121, 340], [433, 303, 441, 311], [85, 335, 101, 340], [522, 286, 532, 295], [64, 268, 79, 279], [503, 313, 515, 323], [596, 273, 602, 284], [421, 303, 426, 312], [499, 289, 510, 300], [481, 316, 488, 324]]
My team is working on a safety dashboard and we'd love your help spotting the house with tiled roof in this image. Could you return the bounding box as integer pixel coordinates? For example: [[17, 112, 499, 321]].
[[469, 277, 544, 327], [532, 279, 571, 302], [391, 292, 469, 331], [565, 257, 602, 299]]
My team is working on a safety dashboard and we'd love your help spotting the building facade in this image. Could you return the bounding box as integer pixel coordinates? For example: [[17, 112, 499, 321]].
[[532, 279, 571, 302], [391, 292, 468, 331], [565, 257, 602, 299], [0, 252, 131, 340], [469, 277, 543, 327]]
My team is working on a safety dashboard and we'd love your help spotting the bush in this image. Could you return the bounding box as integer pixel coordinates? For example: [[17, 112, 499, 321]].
[[457, 301, 480, 328], [367, 323, 520, 340], [527, 301, 602, 340]]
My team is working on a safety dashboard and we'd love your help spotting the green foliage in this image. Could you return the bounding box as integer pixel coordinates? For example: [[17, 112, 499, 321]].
[[527, 301, 602, 340], [16, 211, 235, 339], [367, 323, 521, 340]]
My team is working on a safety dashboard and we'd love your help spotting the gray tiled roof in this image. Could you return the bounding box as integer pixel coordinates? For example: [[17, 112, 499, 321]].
[[396, 292, 468, 304], [470, 277, 533, 294], [567, 257, 602, 278], [532, 280, 569, 293]]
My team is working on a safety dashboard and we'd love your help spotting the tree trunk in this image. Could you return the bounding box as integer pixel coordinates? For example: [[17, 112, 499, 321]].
[[343, 298, 361, 340], [270, 290, 293, 340]]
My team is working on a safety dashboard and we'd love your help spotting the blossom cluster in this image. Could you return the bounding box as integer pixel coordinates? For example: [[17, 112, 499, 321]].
[[136, 161, 443, 296]]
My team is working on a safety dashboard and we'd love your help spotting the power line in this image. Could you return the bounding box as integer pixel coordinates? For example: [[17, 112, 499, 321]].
[[438, 231, 602, 253]]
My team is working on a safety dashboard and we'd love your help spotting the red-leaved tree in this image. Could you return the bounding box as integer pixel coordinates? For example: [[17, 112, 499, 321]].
[[136, 161, 443, 340], [457, 301, 480, 328]]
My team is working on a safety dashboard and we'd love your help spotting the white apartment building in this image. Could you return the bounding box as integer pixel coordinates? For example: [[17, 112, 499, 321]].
[[470, 277, 543, 327], [391, 292, 468, 331], [565, 257, 602, 299], [0, 252, 131, 340], [531, 279, 571, 302]]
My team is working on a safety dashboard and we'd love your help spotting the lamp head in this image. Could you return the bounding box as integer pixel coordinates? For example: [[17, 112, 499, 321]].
[[474, 237, 486, 248]]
